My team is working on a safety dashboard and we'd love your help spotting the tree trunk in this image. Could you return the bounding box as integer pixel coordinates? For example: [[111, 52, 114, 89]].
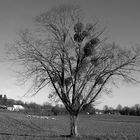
[[69, 114, 78, 137]]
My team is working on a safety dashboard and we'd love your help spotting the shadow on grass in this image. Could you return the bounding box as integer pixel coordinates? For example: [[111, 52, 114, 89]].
[[5, 115, 45, 131], [0, 132, 103, 140], [0, 114, 108, 140], [47, 134, 102, 140]]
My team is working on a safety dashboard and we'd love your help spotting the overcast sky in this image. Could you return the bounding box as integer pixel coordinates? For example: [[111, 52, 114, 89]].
[[0, 0, 140, 109]]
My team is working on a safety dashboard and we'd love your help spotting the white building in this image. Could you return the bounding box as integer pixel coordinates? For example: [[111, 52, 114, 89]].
[[7, 105, 24, 111]]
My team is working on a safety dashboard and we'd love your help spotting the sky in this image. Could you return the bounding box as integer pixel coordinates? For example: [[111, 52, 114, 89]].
[[0, 0, 140, 109]]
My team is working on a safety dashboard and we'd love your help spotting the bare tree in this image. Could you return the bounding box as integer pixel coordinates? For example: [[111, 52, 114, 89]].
[[8, 5, 140, 137]]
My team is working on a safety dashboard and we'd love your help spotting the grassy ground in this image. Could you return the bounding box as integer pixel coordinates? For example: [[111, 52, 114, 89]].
[[0, 111, 140, 140]]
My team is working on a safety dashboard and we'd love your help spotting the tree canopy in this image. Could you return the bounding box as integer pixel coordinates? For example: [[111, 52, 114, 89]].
[[8, 4, 140, 137]]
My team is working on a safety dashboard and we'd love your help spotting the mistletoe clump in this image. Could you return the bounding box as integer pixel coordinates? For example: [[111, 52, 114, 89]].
[[73, 22, 85, 43], [90, 57, 99, 66], [74, 22, 84, 33], [96, 77, 104, 85], [74, 33, 84, 43], [83, 38, 99, 57], [73, 22, 99, 57], [65, 77, 73, 86]]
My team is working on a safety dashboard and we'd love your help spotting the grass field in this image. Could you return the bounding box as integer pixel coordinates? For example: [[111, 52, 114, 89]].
[[0, 111, 140, 140]]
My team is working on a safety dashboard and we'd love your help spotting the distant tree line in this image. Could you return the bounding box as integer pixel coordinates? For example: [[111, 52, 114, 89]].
[[0, 95, 24, 107], [1, 94, 140, 116], [0, 94, 7, 106], [23, 102, 96, 116], [0, 94, 96, 115], [103, 104, 140, 116]]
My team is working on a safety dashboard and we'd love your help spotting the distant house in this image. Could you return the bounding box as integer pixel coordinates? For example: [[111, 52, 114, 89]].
[[0, 105, 7, 110], [7, 107, 14, 111], [7, 105, 24, 111], [95, 110, 103, 115]]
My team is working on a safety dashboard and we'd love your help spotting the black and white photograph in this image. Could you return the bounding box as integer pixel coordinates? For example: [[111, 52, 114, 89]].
[[0, 0, 140, 139]]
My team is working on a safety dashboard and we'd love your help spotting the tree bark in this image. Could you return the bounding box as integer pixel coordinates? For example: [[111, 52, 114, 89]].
[[69, 114, 78, 137]]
